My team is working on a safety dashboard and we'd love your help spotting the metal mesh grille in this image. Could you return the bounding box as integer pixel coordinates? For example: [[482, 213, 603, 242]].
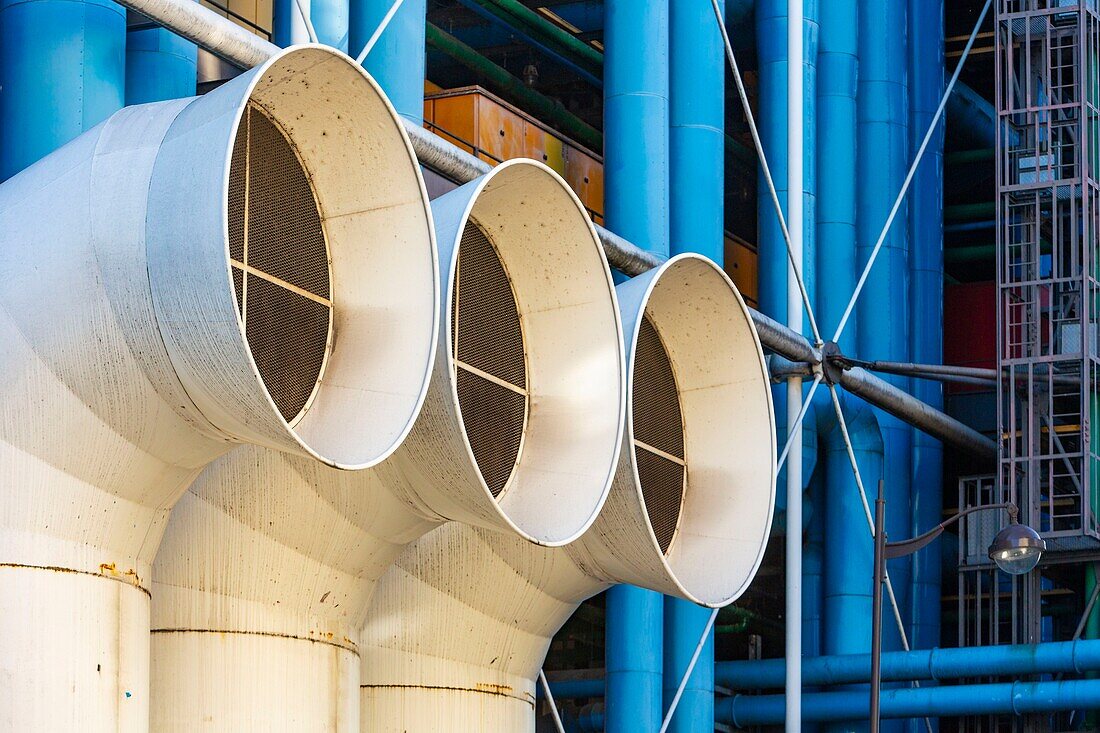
[[227, 103, 332, 423], [632, 315, 686, 555], [452, 221, 528, 497]]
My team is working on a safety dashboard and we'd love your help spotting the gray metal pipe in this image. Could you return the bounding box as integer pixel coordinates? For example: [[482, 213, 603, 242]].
[[110, 0, 996, 462], [840, 366, 997, 460]]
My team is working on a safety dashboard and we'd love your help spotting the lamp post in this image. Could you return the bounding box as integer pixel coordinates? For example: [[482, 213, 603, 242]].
[[869, 479, 1046, 732]]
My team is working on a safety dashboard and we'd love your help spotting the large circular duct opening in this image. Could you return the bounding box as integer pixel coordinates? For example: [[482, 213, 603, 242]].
[[226, 47, 438, 469], [228, 103, 332, 425], [631, 255, 775, 606], [446, 160, 625, 545], [451, 220, 528, 498]]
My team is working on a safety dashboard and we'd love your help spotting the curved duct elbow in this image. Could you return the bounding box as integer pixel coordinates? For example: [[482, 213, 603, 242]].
[[0, 45, 436, 730], [148, 159, 626, 730], [359, 254, 776, 730]]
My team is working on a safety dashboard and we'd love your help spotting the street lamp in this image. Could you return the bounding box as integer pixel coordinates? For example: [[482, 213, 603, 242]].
[[869, 480, 1046, 732]]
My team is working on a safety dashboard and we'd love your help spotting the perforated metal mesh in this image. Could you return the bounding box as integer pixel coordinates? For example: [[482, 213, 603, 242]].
[[228, 103, 332, 423], [452, 220, 528, 498], [632, 315, 686, 555]]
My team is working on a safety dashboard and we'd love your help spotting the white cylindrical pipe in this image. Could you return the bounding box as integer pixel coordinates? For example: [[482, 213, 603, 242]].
[[0, 45, 436, 732], [785, 1, 805, 730], [149, 159, 627, 732], [359, 255, 777, 732]]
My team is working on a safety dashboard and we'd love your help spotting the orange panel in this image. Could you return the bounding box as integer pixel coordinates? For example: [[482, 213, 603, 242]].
[[523, 122, 549, 165], [424, 79, 444, 94], [564, 147, 604, 221], [477, 98, 525, 163], [422, 98, 434, 127], [432, 94, 479, 157], [725, 236, 759, 306]]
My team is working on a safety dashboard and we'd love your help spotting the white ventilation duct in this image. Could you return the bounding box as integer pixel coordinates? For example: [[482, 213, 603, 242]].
[[148, 159, 627, 731], [358, 254, 776, 732], [0, 45, 437, 732]]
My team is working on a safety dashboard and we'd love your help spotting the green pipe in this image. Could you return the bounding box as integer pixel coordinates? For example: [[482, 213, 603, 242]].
[[945, 148, 994, 165], [466, 0, 602, 72], [944, 244, 993, 263], [426, 23, 602, 152], [945, 201, 995, 220]]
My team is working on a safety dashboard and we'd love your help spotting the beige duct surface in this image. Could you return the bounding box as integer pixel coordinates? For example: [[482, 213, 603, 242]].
[[0, 45, 436, 732], [359, 255, 777, 732], [149, 159, 627, 732]]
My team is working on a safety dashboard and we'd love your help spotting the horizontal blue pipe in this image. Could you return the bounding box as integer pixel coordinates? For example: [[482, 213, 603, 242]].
[[715, 639, 1100, 689], [717, 679, 1100, 726], [549, 639, 1100, 699], [943, 220, 994, 233]]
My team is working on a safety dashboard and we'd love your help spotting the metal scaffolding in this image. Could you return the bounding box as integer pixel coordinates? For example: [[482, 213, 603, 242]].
[[997, 0, 1100, 555]]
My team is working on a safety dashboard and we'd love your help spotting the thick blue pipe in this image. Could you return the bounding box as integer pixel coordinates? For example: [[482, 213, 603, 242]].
[[717, 679, 1100, 727], [820, 397, 882, 659], [551, 638, 1100, 698], [713, 638, 1100, 689], [756, 0, 819, 531], [275, 0, 350, 51], [603, 2, 667, 730], [663, 1, 724, 729], [125, 25, 197, 105], [350, 0, 426, 123], [0, 0, 125, 181], [857, 0, 913, 653], [907, 3, 945, 712]]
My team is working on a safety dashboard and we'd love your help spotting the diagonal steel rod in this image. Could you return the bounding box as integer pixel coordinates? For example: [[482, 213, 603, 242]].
[[293, 0, 320, 43], [538, 669, 566, 733], [777, 374, 823, 472], [710, 0, 822, 346], [831, 0, 992, 343], [355, 0, 407, 64], [659, 608, 720, 733], [827, 384, 933, 733]]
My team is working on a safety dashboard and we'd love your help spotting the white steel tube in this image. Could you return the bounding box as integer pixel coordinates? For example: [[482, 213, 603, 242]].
[[358, 255, 776, 731], [149, 160, 627, 731], [785, 0, 805, 731], [0, 45, 436, 732]]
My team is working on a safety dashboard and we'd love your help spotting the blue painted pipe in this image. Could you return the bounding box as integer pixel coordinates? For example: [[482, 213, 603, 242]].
[[125, 25, 197, 105], [664, 2, 725, 728], [907, 10, 945, 723], [350, 0, 426, 123], [717, 679, 1100, 727], [603, 1, 668, 730], [275, 0, 350, 51], [713, 639, 1100, 689], [819, 395, 883, 663], [550, 639, 1100, 699], [857, 0, 913, 655], [0, 0, 125, 181]]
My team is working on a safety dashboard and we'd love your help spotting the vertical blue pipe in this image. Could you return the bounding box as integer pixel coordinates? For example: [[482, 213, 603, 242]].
[[663, 1, 724, 729], [756, 0, 819, 531], [907, 7, 944, 731], [857, 0, 913, 652], [275, 0, 350, 51], [813, 2, 859, 728], [603, 1, 668, 730], [819, 398, 882, 733], [0, 0, 125, 181], [350, 0, 427, 123], [125, 24, 197, 105]]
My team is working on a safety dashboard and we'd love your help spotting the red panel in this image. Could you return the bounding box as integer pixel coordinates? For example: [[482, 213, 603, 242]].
[[945, 281, 996, 395]]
